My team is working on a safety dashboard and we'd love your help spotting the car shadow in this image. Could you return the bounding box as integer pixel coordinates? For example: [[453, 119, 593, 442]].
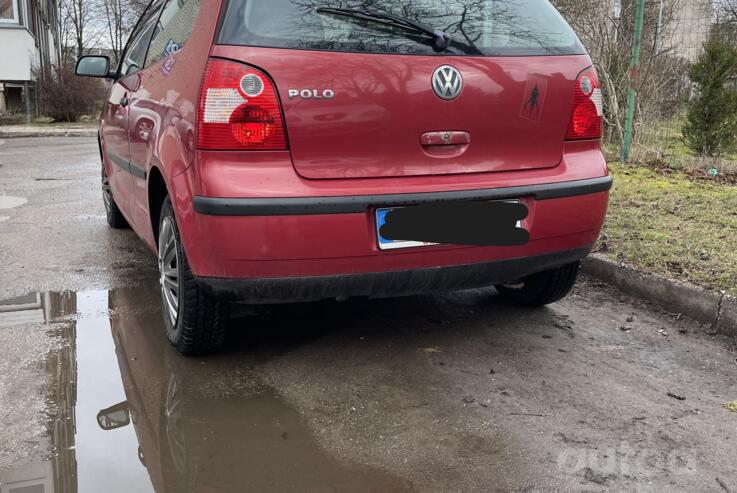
[[222, 287, 550, 361]]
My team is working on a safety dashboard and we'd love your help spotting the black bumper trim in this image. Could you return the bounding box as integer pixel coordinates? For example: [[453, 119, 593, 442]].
[[193, 176, 612, 216], [195, 245, 592, 303]]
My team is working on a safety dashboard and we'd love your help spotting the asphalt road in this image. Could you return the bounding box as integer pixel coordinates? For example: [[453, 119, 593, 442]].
[[1, 137, 736, 492]]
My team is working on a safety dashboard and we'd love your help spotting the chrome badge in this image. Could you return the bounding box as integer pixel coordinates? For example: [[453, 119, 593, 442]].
[[432, 65, 463, 101], [287, 89, 335, 100]]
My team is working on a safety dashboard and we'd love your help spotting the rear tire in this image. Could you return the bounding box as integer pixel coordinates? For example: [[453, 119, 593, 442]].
[[158, 197, 229, 355], [496, 262, 581, 307], [102, 164, 129, 229]]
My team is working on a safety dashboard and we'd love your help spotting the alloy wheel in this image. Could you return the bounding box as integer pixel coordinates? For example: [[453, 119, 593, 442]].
[[158, 217, 180, 327], [165, 373, 187, 475]]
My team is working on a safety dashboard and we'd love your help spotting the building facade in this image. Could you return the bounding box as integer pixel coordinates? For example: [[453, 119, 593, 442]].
[[661, 0, 714, 61], [0, 0, 60, 117]]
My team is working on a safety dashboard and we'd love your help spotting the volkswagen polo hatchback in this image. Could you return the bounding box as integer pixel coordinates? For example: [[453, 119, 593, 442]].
[[76, 0, 611, 355]]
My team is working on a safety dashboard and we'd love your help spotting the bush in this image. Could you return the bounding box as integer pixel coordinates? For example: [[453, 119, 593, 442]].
[[682, 39, 737, 157], [33, 63, 105, 123]]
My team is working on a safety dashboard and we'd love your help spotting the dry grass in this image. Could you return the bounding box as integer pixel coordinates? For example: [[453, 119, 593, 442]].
[[598, 162, 737, 296]]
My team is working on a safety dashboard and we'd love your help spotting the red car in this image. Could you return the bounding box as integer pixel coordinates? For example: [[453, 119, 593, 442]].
[[76, 0, 610, 355]]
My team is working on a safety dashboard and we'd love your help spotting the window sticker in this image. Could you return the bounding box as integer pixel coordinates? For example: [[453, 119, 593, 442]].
[[164, 39, 182, 57], [160, 56, 177, 75], [520, 76, 549, 123]]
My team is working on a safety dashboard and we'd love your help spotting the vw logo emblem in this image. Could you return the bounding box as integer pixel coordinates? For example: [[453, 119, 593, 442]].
[[432, 65, 463, 101]]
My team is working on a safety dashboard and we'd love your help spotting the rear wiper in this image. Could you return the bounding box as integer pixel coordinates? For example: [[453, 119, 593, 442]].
[[315, 7, 452, 51]]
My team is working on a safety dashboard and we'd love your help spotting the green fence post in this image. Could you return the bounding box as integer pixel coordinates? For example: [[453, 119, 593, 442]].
[[621, 0, 647, 162]]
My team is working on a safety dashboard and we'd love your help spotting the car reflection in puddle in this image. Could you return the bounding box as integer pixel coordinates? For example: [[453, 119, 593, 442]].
[[0, 287, 411, 493]]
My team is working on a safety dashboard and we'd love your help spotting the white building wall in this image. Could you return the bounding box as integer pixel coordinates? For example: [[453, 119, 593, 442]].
[[668, 0, 713, 61], [0, 28, 37, 81]]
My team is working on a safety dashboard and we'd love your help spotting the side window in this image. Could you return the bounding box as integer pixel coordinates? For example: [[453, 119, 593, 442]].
[[145, 0, 201, 68], [119, 0, 166, 77]]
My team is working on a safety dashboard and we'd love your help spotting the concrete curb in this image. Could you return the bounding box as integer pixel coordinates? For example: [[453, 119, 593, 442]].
[[0, 128, 97, 138], [717, 296, 737, 342], [582, 253, 735, 342]]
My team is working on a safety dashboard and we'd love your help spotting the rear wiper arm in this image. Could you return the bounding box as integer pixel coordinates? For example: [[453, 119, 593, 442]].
[[315, 7, 452, 51]]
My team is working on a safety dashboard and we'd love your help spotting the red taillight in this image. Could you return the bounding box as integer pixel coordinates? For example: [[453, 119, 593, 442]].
[[566, 66, 603, 141], [197, 59, 287, 150]]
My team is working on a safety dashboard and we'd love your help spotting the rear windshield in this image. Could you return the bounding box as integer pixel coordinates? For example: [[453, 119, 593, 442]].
[[218, 0, 585, 57]]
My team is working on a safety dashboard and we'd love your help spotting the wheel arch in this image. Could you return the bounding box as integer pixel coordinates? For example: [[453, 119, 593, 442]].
[[148, 166, 169, 249], [98, 132, 110, 175]]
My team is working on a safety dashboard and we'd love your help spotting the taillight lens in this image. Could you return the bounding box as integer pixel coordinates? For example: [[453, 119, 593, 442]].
[[197, 59, 287, 150], [566, 66, 603, 141]]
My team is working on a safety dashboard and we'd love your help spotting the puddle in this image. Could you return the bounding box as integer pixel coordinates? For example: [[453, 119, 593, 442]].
[[0, 287, 411, 492], [0, 196, 27, 210]]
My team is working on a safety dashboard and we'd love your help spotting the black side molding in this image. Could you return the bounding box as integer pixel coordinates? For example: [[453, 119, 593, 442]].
[[193, 176, 613, 217], [129, 162, 146, 180], [106, 151, 147, 180], [108, 151, 130, 173]]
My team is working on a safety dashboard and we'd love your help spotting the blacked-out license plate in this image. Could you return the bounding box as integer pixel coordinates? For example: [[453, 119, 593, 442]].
[[375, 201, 525, 250]]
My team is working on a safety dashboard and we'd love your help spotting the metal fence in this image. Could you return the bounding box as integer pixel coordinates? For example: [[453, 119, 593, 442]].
[[554, 0, 737, 169]]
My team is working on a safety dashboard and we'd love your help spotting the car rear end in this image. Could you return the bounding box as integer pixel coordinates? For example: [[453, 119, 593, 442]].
[[179, 0, 609, 303], [160, 0, 610, 354]]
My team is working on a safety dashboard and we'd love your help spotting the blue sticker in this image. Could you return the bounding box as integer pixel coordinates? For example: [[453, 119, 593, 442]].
[[160, 56, 176, 75], [164, 39, 181, 57]]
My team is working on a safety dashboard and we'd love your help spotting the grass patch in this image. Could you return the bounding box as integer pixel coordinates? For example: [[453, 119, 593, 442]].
[[599, 162, 737, 296]]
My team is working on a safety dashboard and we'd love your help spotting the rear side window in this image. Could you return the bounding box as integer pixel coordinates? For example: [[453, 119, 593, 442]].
[[146, 0, 201, 68], [120, 0, 166, 76], [218, 0, 584, 56]]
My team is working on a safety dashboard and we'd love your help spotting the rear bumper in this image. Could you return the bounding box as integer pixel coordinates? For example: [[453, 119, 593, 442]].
[[169, 135, 612, 286], [180, 182, 609, 280], [166, 141, 609, 299], [196, 245, 592, 303]]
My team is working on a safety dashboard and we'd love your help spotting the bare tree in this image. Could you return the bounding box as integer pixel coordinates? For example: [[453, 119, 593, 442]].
[[56, 0, 76, 63], [67, 0, 95, 58], [61, 0, 107, 59], [717, 0, 737, 23], [100, 0, 149, 65]]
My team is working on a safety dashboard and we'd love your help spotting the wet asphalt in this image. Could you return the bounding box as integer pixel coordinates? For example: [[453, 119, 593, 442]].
[[1, 137, 736, 492]]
